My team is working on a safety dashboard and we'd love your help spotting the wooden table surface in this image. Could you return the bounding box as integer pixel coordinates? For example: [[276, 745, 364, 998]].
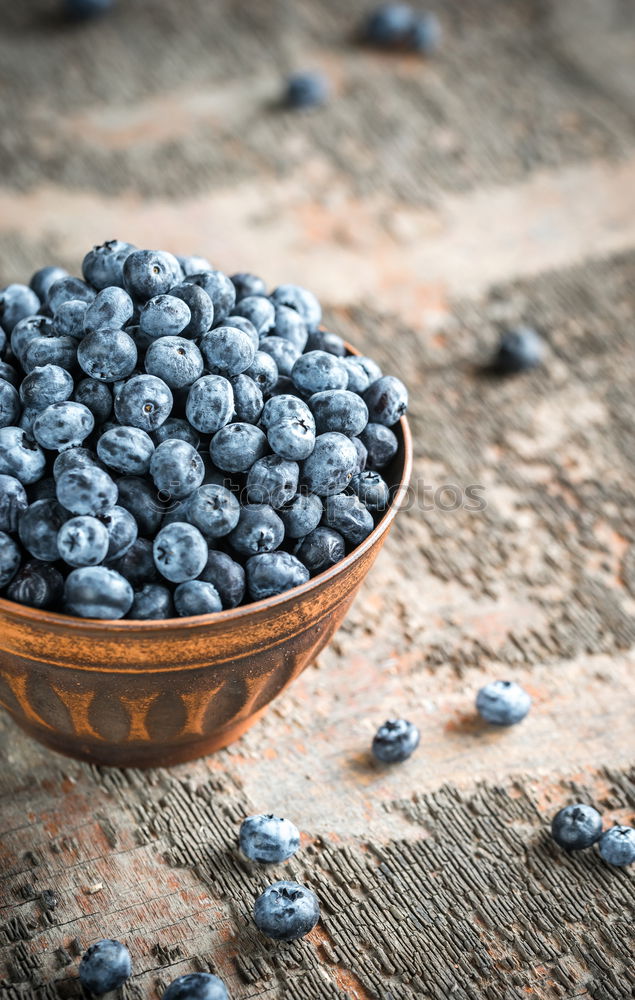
[[1, 1, 634, 997]]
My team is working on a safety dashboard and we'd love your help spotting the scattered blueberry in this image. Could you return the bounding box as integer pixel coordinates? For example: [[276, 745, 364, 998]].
[[409, 12, 442, 53], [476, 680, 531, 726], [65, 0, 116, 20], [253, 881, 320, 941], [598, 826, 635, 867], [78, 939, 131, 995], [364, 3, 415, 45], [494, 326, 544, 374], [240, 814, 300, 863], [285, 70, 329, 109], [163, 972, 229, 1000], [372, 718, 420, 763], [550, 804, 603, 851]]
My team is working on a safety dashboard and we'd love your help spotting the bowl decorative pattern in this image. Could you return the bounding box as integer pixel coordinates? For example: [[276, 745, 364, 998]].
[[0, 419, 411, 768]]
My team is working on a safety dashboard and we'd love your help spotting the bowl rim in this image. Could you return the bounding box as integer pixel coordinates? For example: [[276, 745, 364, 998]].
[[0, 348, 413, 632]]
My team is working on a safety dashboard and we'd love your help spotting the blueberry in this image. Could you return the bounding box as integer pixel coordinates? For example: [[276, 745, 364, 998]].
[[278, 491, 322, 539], [262, 396, 316, 462], [11, 315, 54, 366], [222, 315, 260, 352], [372, 719, 420, 763], [253, 881, 319, 941], [174, 580, 222, 617], [230, 374, 264, 424], [82, 240, 136, 289], [365, 3, 415, 45], [153, 522, 208, 583], [184, 270, 235, 324], [364, 375, 408, 426], [270, 285, 321, 332], [272, 305, 308, 352], [200, 325, 256, 377], [77, 328, 137, 383], [56, 466, 118, 516], [245, 351, 279, 394], [169, 282, 214, 339], [129, 582, 174, 620], [65, 0, 115, 19], [139, 294, 191, 339], [285, 70, 330, 109], [145, 337, 204, 390], [259, 336, 301, 377], [184, 484, 240, 539], [305, 329, 346, 356], [20, 365, 74, 412], [229, 504, 284, 556], [231, 295, 274, 337], [351, 470, 390, 512], [19, 499, 69, 561], [302, 432, 358, 495], [198, 550, 245, 608], [343, 356, 382, 394], [116, 476, 164, 536], [245, 455, 298, 508], [0, 474, 28, 533], [0, 284, 40, 335], [177, 254, 213, 276], [0, 361, 18, 387], [114, 374, 173, 431], [294, 527, 345, 574], [47, 275, 95, 312], [0, 379, 21, 428], [73, 378, 113, 424], [550, 804, 603, 851], [359, 423, 398, 469], [153, 417, 200, 449], [163, 972, 229, 1000], [84, 287, 134, 334], [150, 439, 205, 501], [5, 559, 64, 610], [33, 401, 94, 452], [0, 531, 21, 587], [209, 422, 267, 473], [24, 334, 78, 375], [476, 680, 531, 726], [57, 515, 110, 567], [292, 351, 348, 396], [107, 537, 157, 587], [78, 939, 131, 995], [123, 249, 181, 303], [186, 375, 234, 434], [97, 505, 138, 560], [494, 326, 544, 374], [231, 272, 267, 301], [52, 299, 87, 339], [310, 389, 368, 436], [323, 493, 374, 546], [0, 427, 47, 484], [30, 266, 68, 303], [239, 814, 300, 863], [53, 446, 102, 480], [409, 12, 442, 54], [598, 826, 635, 867], [97, 425, 155, 474]]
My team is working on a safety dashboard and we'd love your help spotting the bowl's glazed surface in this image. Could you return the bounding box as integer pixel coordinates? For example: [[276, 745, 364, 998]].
[[0, 417, 411, 768]]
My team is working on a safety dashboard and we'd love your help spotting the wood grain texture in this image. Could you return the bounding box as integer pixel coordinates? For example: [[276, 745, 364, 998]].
[[1, 0, 634, 997]]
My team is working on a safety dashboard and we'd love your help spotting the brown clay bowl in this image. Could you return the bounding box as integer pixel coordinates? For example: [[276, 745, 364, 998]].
[[0, 365, 412, 768]]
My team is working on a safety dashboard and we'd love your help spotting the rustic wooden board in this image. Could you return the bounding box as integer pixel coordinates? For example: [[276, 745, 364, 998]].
[[1, 1, 634, 998]]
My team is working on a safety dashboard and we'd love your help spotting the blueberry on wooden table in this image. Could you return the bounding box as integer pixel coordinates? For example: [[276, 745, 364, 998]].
[[163, 972, 229, 1000], [494, 326, 544, 374], [239, 814, 300, 863], [372, 719, 420, 763], [598, 826, 635, 867], [78, 939, 131, 995], [253, 881, 320, 941], [284, 71, 330, 110], [476, 680, 531, 725], [550, 804, 603, 851]]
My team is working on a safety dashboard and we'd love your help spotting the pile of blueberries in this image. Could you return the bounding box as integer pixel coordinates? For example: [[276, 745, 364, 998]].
[[0, 242, 408, 620]]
